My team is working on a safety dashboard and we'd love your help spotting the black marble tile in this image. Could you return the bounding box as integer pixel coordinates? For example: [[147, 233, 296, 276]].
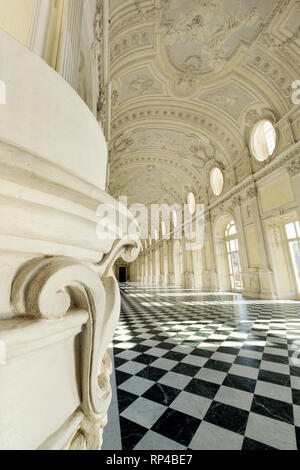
[[114, 357, 127, 368], [266, 342, 287, 350], [163, 351, 187, 361], [251, 395, 294, 424], [242, 344, 264, 353], [218, 346, 240, 355], [132, 344, 150, 353], [115, 370, 132, 386], [234, 356, 261, 369], [292, 388, 300, 406], [184, 378, 220, 399], [290, 366, 300, 377], [296, 426, 300, 450], [205, 359, 232, 373], [223, 374, 256, 393], [156, 342, 176, 350], [137, 366, 167, 382], [134, 354, 158, 365], [120, 417, 148, 450], [151, 409, 200, 447], [152, 335, 170, 342], [171, 363, 200, 377], [142, 383, 181, 406], [242, 437, 276, 450], [113, 347, 125, 355], [262, 353, 289, 365], [258, 369, 291, 387], [117, 389, 138, 413], [204, 401, 249, 435], [190, 348, 214, 359]]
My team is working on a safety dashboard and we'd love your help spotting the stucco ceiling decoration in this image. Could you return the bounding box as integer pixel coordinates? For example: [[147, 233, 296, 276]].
[[108, 0, 300, 214]]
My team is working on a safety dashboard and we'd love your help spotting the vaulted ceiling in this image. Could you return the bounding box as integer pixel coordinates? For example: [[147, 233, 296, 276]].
[[108, 0, 300, 209]]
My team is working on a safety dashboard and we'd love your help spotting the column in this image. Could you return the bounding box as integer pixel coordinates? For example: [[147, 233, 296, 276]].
[[204, 213, 218, 291], [57, 0, 84, 89], [167, 239, 175, 286], [246, 186, 276, 299], [159, 243, 166, 285], [182, 239, 195, 289], [152, 248, 158, 285]]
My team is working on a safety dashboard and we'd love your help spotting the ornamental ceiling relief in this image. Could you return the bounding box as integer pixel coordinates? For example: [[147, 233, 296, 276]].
[[108, 0, 300, 216]]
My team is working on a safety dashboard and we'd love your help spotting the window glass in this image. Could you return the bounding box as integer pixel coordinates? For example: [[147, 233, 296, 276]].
[[251, 119, 276, 161], [210, 167, 224, 196], [187, 192, 196, 215]]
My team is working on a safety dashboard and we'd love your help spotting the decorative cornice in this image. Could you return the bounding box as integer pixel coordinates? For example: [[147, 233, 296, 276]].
[[287, 156, 300, 177]]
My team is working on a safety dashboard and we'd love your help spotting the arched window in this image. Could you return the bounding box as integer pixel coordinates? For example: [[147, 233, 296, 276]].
[[285, 221, 300, 292], [172, 209, 178, 228], [225, 220, 243, 290], [250, 119, 276, 162], [187, 192, 196, 215], [161, 220, 166, 237], [210, 167, 224, 196]]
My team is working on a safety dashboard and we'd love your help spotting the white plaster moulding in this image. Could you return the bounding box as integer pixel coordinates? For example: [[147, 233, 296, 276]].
[[0, 310, 88, 361]]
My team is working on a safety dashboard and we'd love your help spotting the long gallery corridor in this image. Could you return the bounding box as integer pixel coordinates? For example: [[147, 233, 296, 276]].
[[112, 285, 300, 451]]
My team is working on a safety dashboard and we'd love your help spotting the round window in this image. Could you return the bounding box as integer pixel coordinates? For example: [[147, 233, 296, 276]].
[[210, 167, 224, 196], [250, 119, 276, 162]]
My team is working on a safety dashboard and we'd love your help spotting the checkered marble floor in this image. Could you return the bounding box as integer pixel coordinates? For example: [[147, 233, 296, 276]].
[[112, 284, 300, 450]]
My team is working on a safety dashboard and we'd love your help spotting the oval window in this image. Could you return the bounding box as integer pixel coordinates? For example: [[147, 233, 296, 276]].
[[250, 119, 276, 162], [187, 192, 196, 215], [210, 167, 224, 196]]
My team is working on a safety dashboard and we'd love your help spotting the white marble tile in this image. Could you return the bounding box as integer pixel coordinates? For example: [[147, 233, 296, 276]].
[[263, 347, 288, 357], [116, 350, 140, 360], [141, 339, 160, 347], [229, 364, 259, 380], [146, 347, 169, 357], [255, 381, 292, 404], [172, 345, 194, 355], [291, 376, 300, 390], [134, 431, 186, 451], [260, 360, 290, 375], [151, 358, 178, 371], [119, 376, 154, 396], [158, 371, 192, 390], [215, 386, 253, 411], [245, 413, 297, 450], [211, 352, 236, 363], [238, 349, 263, 360], [195, 367, 227, 384], [170, 391, 211, 420], [121, 397, 166, 429], [117, 361, 147, 375], [293, 404, 300, 427], [182, 355, 208, 367], [189, 421, 243, 450]]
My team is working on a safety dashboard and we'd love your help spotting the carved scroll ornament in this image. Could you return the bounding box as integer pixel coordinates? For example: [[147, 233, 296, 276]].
[[11, 237, 140, 450]]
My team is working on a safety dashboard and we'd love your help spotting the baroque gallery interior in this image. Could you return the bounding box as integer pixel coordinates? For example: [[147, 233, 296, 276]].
[[0, 0, 300, 452]]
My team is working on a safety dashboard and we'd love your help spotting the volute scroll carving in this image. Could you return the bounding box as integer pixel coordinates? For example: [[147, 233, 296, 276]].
[[10, 236, 141, 450]]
